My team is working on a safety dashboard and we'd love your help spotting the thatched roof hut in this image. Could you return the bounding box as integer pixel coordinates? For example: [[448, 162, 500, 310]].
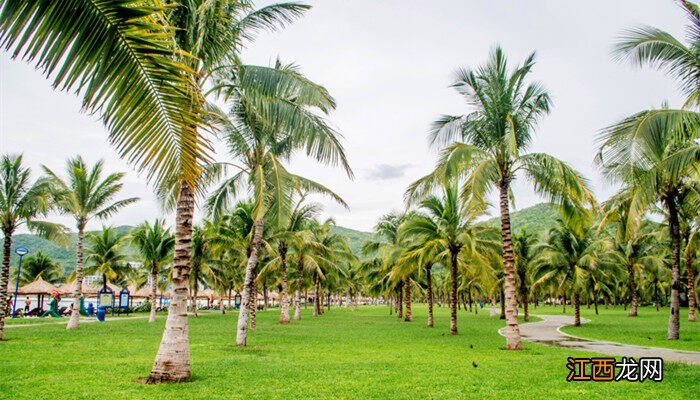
[[16, 276, 58, 295], [196, 288, 216, 299], [56, 280, 98, 296]]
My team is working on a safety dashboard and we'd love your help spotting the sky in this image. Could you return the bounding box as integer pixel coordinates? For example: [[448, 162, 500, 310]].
[[0, 0, 687, 233]]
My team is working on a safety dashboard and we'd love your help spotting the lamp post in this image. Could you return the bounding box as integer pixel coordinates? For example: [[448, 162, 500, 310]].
[[12, 247, 29, 318]]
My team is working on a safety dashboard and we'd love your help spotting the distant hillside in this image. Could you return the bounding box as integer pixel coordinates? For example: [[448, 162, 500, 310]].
[[9, 225, 134, 273], [330, 225, 375, 256], [9, 224, 374, 274], [483, 203, 559, 236]]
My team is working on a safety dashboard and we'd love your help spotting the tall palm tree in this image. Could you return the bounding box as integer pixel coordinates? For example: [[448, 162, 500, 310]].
[[410, 47, 594, 349], [17, 252, 64, 285], [205, 59, 351, 346], [43, 157, 138, 330], [0, 154, 66, 340], [131, 220, 175, 323], [84, 226, 130, 288], [597, 108, 700, 339]]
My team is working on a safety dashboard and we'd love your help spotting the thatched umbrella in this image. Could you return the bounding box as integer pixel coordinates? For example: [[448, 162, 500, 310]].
[[16, 276, 59, 313]]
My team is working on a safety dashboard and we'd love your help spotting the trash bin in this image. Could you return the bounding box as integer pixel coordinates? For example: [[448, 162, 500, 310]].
[[96, 306, 106, 322]]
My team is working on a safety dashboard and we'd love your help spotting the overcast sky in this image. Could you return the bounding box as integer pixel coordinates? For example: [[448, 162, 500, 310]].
[[0, 0, 687, 233]]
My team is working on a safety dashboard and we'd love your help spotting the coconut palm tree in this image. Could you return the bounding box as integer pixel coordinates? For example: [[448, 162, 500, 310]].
[[84, 227, 130, 289], [0, 154, 66, 340], [535, 216, 608, 327], [131, 220, 175, 323], [597, 106, 700, 339], [42, 157, 138, 330], [408, 47, 594, 349], [402, 181, 498, 334], [17, 252, 64, 285], [205, 59, 351, 346]]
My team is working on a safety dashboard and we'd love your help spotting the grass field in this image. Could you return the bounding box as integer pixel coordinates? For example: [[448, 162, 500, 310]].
[[535, 305, 700, 352], [0, 305, 697, 399]]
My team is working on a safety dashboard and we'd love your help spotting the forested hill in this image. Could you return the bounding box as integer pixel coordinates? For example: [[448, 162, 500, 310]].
[[482, 202, 559, 236], [7, 205, 555, 274]]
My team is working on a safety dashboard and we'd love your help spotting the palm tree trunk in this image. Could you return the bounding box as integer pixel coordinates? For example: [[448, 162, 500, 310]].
[[262, 282, 267, 312], [666, 197, 681, 340], [236, 218, 263, 347], [449, 250, 458, 335], [313, 271, 320, 317], [397, 283, 403, 319], [574, 292, 581, 327], [147, 184, 194, 383], [426, 264, 434, 328], [279, 243, 290, 324], [468, 287, 473, 313], [627, 263, 638, 317], [326, 292, 330, 311], [686, 249, 696, 322], [522, 290, 529, 322], [499, 181, 522, 349], [500, 288, 506, 320], [0, 232, 13, 341], [294, 258, 303, 320], [250, 281, 258, 330], [149, 264, 157, 323], [192, 285, 198, 318], [594, 290, 599, 316], [403, 277, 412, 322], [67, 221, 86, 330]]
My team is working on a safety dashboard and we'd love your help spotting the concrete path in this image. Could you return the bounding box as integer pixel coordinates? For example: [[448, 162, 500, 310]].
[[501, 314, 700, 365], [5, 315, 150, 328]]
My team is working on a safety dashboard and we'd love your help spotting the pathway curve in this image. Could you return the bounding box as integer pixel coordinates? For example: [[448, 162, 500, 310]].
[[500, 314, 700, 365]]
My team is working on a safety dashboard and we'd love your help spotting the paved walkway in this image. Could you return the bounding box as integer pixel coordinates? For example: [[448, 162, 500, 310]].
[[501, 314, 700, 365], [5, 315, 150, 328]]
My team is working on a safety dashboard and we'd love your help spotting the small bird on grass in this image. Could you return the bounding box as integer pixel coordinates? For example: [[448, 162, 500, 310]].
[[472, 361, 478, 368]]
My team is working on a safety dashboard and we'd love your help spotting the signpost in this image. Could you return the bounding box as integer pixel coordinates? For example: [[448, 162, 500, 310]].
[[11, 247, 29, 318], [117, 287, 130, 316], [97, 285, 114, 316]]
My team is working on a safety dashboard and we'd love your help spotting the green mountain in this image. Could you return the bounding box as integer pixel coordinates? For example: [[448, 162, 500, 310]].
[[483, 202, 559, 236], [8, 224, 375, 274], [330, 225, 375, 256], [9, 225, 134, 274]]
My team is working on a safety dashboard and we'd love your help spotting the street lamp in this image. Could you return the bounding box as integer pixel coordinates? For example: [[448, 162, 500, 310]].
[[12, 247, 29, 318]]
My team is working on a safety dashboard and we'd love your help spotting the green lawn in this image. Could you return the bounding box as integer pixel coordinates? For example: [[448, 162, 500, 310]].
[[0, 305, 697, 399], [534, 305, 700, 352]]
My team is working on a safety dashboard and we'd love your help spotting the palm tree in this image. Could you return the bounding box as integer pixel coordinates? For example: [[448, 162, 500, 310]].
[[205, 59, 351, 346], [409, 47, 593, 348], [0, 154, 66, 340], [42, 157, 138, 330], [403, 182, 498, 334], [17, 252, 64, 285], [84, 227, 130, 289], [611, 0, 700, 338], [535, 216, 608, 326], [131, 220, 175, 323]]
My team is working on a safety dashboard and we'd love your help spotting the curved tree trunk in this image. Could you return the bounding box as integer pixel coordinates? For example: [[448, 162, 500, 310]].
[[499, 182, 522, 349], [236, 218, 263, 346], [279, 243, 290, 324], [666, 197, 681, 340], [0, 232, 14, 341], [250, 280, 258, 330], [686, 248, 696, 322], [627, 263, 638, 317], [449, 250, 458, 335], [573, 292, 581, 327], [149, 263, 157, 323], [403, 277, 412, 322], [147, 184, 194, 383], [294, 258, 303, 320], [67, 221, 86, 330], [426, 264, 434, 328]]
